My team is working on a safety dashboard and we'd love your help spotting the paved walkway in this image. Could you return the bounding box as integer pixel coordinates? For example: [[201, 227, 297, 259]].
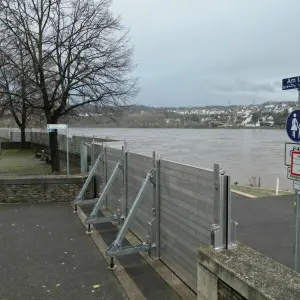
[[81, 208, 184, 300], [232, 193, 296, 269], [0, 203, 128, 300]]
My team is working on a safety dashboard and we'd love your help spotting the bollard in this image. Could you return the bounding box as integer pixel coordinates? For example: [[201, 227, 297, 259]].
[[276, 178, 280, 195], [86, 224, 92, 234]]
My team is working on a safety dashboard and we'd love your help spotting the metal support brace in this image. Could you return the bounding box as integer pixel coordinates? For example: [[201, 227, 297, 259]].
[[85, 159, 123, 225], [120, 151, 128, 224], [73, 153, 103, 206], [154, 158, 161, 258], [104, 148, 108, 208], [211, 164, 238, 251], [149, 152, 160, 259], [106, 168, 156, 257], [83, 142, 92, 147]]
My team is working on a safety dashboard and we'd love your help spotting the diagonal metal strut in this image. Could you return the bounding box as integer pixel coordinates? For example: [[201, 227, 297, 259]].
[[106, 168, 156, 257], [85, 159, 123, 225], [73, 153, 103, 205]]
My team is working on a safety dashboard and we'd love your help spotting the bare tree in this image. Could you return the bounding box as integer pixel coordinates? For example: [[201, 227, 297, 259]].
[[0, 0, 138, 172], [0, 32, 38, 148]]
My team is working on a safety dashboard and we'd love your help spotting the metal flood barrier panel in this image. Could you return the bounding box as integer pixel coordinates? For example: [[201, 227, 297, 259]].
[[159, 159, 214, 291], [91, 147, 214, 292], [126, 151, 154, 241], [0, 128, 10, 140], [93, 143, 104, 198], [105, 147, 124, 214], [13, 131, 231, 293], [92, 146, 155, 244]]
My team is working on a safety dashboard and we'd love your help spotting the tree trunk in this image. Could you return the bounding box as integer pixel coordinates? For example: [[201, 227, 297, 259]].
[[20, 126, 26, 149], [48, 125, 60, 173]]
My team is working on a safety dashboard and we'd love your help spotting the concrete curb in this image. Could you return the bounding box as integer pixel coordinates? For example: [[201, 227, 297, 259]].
[[72, 204, 196, 300], [100, 209, 196, 300], [71, 204, 146, 300], [231, 189, 257, 198]]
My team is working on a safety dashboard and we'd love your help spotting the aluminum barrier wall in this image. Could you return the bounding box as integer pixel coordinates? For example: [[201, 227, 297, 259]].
[[90, 145, 215, 292], [126, 151, 155, 241], [0, 129, 234, 292], [159, 160, 214, 290], [0, 128, 32, 142], [0, 128, 11, 140], [105, 147, 124, 214]]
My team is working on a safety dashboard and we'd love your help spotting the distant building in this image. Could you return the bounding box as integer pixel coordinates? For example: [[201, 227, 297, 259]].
[[245, 121, 260, 127]]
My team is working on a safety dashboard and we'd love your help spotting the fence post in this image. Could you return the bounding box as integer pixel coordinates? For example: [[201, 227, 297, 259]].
[[155, 156, 161, 258], [121, 149, 128, 224], [225, 174, 237, 249], [91, 139, 95, 165], [80, 142, 88, 173], [104, 147, 108, 208], [211, 165, 237, 251], [88, 141, 95, 199], [149, 151, 160, 259]]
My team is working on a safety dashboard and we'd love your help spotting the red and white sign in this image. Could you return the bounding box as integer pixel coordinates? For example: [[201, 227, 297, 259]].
[[291, 151, 300, 176]]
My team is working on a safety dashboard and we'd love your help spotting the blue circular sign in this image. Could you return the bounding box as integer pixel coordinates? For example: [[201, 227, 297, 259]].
[[286, 110, 300, 142]]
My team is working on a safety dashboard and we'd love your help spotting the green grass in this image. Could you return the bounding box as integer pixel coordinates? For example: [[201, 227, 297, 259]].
[[0, 149, 51, 176], [0, 149, 80, 176], [231, 185, 293, 197]]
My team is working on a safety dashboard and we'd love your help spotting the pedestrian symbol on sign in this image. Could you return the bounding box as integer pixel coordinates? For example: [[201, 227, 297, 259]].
[[286, 110, 300, 142], [291, 113, 299, 138]]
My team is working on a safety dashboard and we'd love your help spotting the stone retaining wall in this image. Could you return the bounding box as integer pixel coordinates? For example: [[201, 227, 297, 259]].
[[0, 175, 90, 203], [197, 243, 300, 300], [0, 141, 31, 149]]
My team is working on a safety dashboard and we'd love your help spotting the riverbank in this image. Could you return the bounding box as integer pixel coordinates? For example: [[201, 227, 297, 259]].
[[69, 124, 285, 130], [232, 185, 293, 198]]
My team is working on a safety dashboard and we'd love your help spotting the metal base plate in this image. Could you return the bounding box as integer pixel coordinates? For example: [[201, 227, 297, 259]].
[[73, 198, 99, 206], [107, 265, 118, 271], [106, 243, 150, 257], [85, 214, 119, 225]]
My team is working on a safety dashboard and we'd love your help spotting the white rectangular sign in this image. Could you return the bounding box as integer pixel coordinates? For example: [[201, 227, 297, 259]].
[[291, 151, 300, 176], [47, 124, 67, 130], [287, 167, 299, 180], [285, 142, 300, 166], [294, 180, 300, 191]]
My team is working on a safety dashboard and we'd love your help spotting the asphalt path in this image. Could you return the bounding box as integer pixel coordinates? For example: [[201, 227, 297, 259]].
[[232, 193, 297, 270], [0, 203, 128, 300]]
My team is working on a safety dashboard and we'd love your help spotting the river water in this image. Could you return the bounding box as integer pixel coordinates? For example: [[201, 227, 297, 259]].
[[69, 127, 291, 190]]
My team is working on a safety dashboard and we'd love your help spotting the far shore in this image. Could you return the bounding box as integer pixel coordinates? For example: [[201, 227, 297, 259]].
[[68, 125, 285, 130]]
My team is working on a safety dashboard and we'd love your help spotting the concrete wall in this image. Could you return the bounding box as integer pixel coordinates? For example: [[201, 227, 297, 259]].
[[0, 175, 90, 203], [197, 243, 300, 300]]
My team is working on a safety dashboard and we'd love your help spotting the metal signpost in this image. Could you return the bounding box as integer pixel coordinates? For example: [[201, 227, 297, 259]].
[[282, 76, 300, 271], [47, 124, 69, 175]]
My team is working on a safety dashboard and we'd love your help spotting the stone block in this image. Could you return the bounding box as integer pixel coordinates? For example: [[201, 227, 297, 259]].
[[0, 175, 89, 203]]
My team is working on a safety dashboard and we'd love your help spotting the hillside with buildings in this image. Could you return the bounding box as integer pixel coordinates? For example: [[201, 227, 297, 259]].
[[74, 101, 294, 129], [0, 101, 294, 129]]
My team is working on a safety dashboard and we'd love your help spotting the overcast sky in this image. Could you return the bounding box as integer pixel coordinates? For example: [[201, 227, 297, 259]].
[[112, 0, 300, 107]]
